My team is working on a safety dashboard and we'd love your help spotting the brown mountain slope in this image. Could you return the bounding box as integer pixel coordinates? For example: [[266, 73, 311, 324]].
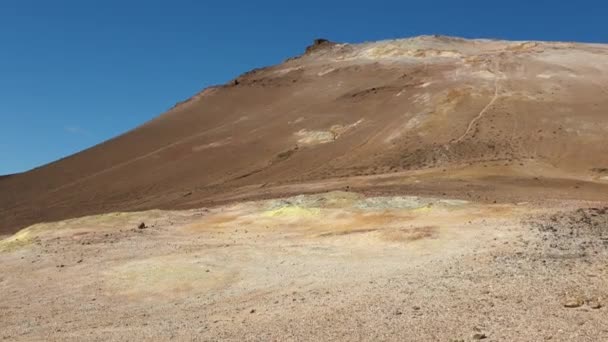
[[2, 35, 608, 234]]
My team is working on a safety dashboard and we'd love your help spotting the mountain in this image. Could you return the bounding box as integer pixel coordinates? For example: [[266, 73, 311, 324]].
[[2, 35, 608, 234]]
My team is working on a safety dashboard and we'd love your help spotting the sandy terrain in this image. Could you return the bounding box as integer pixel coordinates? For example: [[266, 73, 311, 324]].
[[2, 36, 608, 340], [2, 191, 608, 341]]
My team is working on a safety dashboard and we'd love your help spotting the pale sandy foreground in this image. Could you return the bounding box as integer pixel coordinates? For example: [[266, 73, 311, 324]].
[[1, 191, 608, 341]]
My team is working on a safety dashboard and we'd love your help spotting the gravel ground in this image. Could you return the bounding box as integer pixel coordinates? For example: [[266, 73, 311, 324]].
[[1, 193, 607, 341]]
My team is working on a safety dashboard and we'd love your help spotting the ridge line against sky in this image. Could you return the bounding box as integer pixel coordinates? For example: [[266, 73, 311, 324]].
[[1, 0, 607, 175]]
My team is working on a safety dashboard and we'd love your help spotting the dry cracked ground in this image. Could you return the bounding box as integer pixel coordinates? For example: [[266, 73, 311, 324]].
[[2, 191, 608, 341]]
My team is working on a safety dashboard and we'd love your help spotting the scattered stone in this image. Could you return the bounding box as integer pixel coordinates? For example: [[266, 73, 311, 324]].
[[138, 222, 147, 229], [563, 298, 584, 308], [394, 310, 403, 315], [588, 299, 602, 309], [472, 333, 487, 340], [249, 309, 256, 314], [412, 305, 421, 311]]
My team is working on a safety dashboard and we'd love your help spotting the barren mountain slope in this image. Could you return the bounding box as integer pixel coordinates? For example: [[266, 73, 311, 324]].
[[2, 36, 608, 234]]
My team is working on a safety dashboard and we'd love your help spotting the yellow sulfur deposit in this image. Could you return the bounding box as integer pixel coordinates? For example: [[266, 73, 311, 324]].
[[262, 206, 321, 218], [0, 227, 36, 252]]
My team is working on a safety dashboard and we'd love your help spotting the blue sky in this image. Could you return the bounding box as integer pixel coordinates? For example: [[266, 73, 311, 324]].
[[1, 0, 606, 174]]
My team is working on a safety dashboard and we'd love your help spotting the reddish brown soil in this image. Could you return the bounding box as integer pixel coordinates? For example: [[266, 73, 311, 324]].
[[2, 36, 608, 234]]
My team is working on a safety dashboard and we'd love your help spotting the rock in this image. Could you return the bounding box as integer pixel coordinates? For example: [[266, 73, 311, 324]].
[[394, 310, 403, 315], [472, 333, 487, 340], [249, 309, 256, 314], [588, 299, 602, 309], [563, 298, 584, 308], [138, 222, 147, 229], [305, 38, 336, 54]]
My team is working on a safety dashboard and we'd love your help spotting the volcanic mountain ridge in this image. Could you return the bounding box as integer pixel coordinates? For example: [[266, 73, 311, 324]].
[[2, 35, 608, 234]]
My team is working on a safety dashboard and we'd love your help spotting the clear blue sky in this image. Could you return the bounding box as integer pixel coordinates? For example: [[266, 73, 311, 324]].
[[1, 0, 606, 175]]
